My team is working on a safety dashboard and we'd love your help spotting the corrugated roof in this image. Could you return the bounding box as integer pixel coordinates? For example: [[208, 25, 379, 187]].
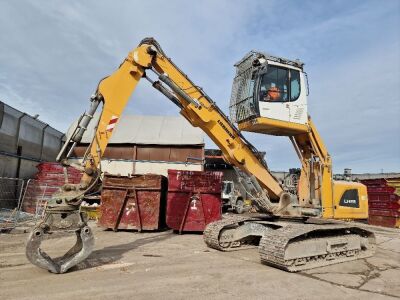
[[67, 113, 204, 145]]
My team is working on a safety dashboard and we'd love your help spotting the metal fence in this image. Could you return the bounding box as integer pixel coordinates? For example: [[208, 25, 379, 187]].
[[21, 179, 53, 219], [0, 177, 26, 230], [0, 177, 52, 231]]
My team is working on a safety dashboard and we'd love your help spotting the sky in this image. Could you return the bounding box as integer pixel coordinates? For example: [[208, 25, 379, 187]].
[[0, 0, 399, 173]]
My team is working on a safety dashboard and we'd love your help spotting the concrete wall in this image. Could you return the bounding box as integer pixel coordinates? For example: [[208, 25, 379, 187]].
[[0, 101, 64, 179], [69, 158, 203, 177]]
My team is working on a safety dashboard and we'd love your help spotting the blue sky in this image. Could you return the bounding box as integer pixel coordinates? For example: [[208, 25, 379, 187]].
[[0, 0, 399, 173]]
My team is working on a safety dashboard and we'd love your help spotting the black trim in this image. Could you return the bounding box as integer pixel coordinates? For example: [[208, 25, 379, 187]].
[[339, 189, 359, 208]]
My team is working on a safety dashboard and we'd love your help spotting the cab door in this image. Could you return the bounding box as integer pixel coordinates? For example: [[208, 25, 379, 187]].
[[257, 66, 290, 122]]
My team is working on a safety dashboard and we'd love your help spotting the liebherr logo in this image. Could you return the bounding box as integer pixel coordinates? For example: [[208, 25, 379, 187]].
[[343, 199, 357, 204], [217, 119, 235, 140]]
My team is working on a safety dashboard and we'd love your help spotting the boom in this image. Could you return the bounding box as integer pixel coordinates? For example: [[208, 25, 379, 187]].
[[62, 38, 284, 201]]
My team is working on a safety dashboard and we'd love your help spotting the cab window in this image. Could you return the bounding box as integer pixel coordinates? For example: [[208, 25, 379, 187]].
[[290, 70, 300, 101], [259, 65, 301, 102]]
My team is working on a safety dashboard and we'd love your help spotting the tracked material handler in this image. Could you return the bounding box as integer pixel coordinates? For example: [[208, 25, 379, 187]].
[[26, 38, 375, 273]]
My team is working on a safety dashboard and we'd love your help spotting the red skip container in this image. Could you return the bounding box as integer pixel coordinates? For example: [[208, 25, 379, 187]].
[[166, 170, 223, 233], [98, 174, 167, 231]]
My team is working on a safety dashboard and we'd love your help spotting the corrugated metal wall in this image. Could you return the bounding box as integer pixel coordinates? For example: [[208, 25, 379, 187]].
[[0, 101, 64, 179], [70, 144, 204, 176]]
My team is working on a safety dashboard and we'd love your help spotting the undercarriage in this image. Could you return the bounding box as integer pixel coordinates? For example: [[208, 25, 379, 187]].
[[203, 215, 376, 272]]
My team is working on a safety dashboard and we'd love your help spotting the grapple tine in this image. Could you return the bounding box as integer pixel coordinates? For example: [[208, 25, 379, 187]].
[[26, 225, 94, 274], [26, 228, 60, 273], [25, 199, 95, 274], [57, 226, 94, 273]]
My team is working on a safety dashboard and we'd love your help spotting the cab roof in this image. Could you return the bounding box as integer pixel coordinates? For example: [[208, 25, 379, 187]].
[[235, 50, 304, 70]]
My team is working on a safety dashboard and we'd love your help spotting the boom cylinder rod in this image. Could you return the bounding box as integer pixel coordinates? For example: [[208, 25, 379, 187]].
[[158, 74, 200, 108], [56, 97, 101, 162], [72, 97, 101, 143], [144, 75, 183, 109]]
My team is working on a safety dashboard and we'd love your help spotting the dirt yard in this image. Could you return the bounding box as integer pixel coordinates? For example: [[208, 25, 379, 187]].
[[1, 221, 399, 300]]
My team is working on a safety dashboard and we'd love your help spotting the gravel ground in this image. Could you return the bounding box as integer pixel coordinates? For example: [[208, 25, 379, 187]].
[[0, 221, 399, 300]]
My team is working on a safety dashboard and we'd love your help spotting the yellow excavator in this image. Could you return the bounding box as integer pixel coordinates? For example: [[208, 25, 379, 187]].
[[26, 38, 376, 273]]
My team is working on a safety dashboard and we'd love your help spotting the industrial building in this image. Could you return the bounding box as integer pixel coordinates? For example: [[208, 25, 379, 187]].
[[68, 114, 205, 176], [0, 101, 63, 179]]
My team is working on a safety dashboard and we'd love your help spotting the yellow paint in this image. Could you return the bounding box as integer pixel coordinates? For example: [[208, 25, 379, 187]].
[[239, 117, 309, 136]]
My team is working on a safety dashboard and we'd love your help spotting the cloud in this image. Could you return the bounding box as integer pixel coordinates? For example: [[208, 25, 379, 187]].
[[0, 0, 399, 173], [235, 0, 400, 173]]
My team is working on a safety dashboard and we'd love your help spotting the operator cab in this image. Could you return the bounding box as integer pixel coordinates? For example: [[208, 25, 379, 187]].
[[229, 51, 309, 135]]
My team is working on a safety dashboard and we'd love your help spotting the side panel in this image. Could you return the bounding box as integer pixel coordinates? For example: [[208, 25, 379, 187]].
[[259, 101, 290, 122], [333, 181, 369, 219]]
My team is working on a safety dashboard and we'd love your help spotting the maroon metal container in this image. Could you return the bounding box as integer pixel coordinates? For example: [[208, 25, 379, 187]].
[[362, 179, 387, 187], [166, 170, 223, 233], [368, 192, 399, 202], [362, 178, 400, 228], [368, 201, 400, 210], [368, 215, 399, 228], [369, 208, 400, 218], [98, 174, 167, 231], [366, 186, 396, 194]]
